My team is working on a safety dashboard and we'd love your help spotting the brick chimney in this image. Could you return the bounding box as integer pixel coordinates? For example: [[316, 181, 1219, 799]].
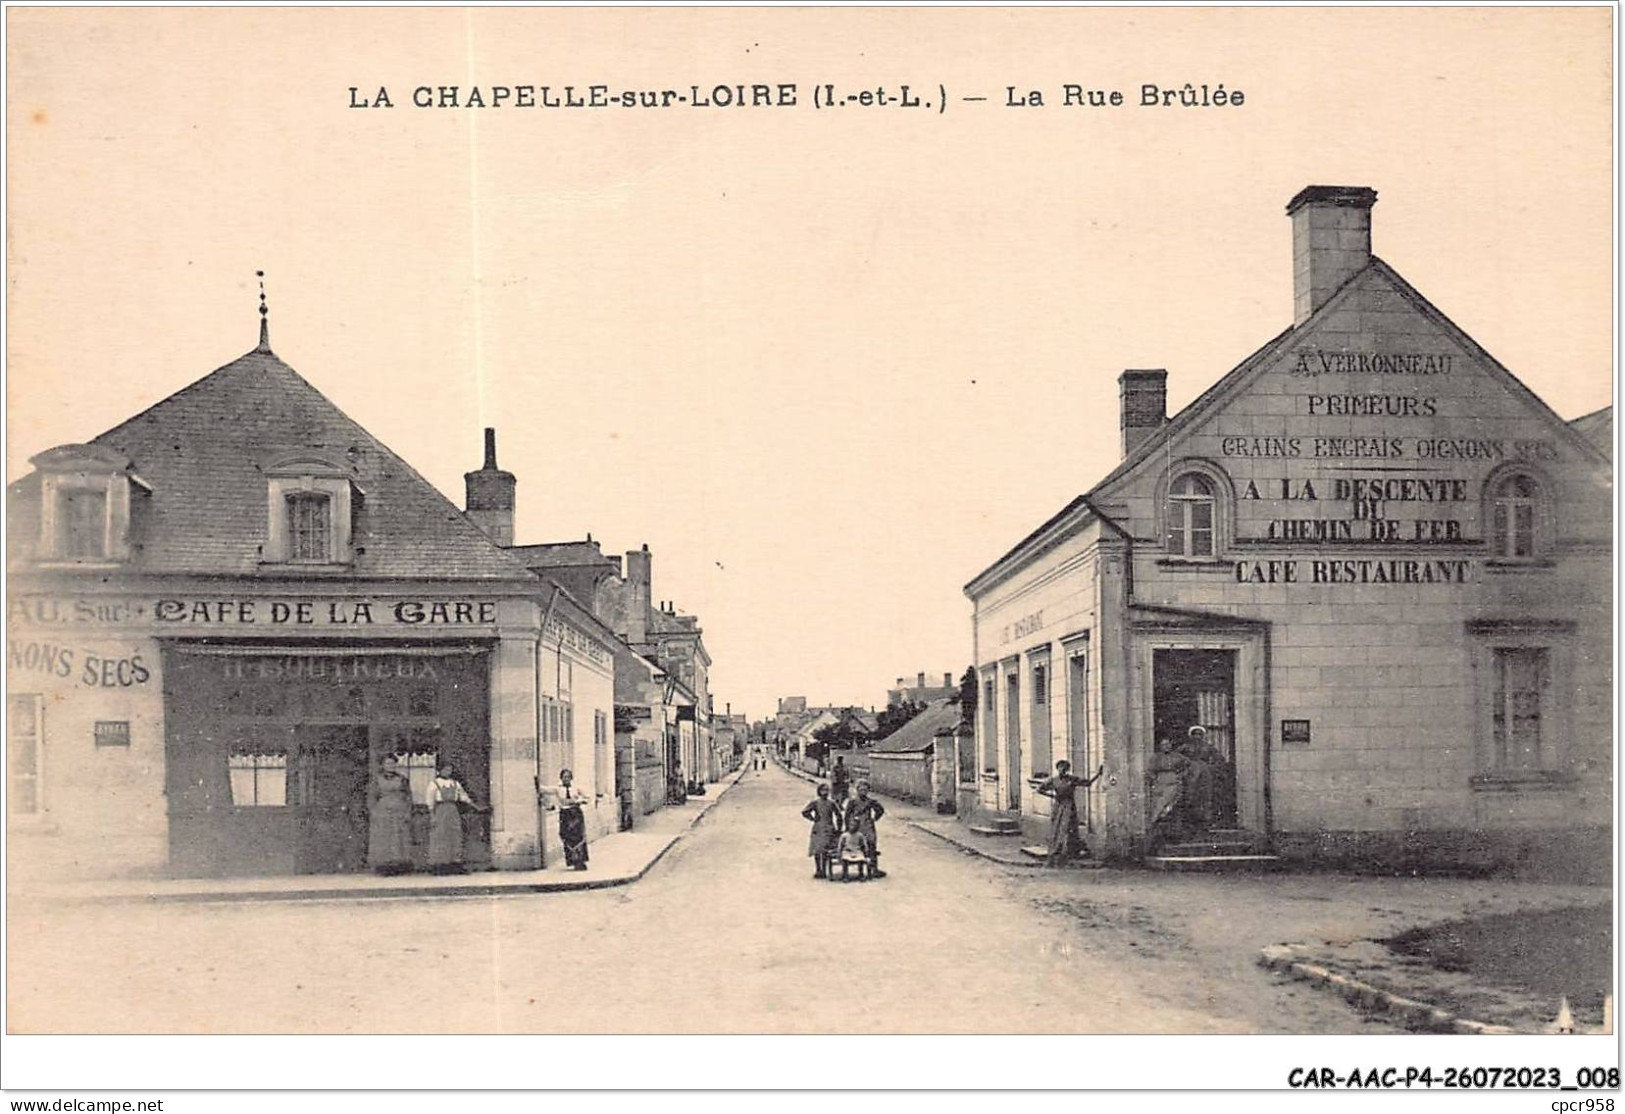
[[1287, 185, 1377, 325], [1119, 369, 1168, 458], [944, 672, 953, 688], [464, 428, 515, 547]]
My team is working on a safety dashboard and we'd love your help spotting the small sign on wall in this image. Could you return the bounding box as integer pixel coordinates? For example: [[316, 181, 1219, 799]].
[[1281, 719, 1311, 747], [94, 720, 131, 748]]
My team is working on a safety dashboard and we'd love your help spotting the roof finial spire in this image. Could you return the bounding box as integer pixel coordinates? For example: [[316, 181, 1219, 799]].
[[255, 270, 271, 352]]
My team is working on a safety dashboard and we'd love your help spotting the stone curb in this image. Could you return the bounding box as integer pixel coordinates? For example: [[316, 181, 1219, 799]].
[[38, 768, 745, 906], [1257, 944, 1515, 1034], [903, 818, 1044, 869]]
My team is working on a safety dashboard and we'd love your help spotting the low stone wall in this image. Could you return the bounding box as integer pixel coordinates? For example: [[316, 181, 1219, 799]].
[[866, 752, 931, 804]]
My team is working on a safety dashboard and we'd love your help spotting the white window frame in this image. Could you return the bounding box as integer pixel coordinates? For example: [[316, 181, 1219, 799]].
[[1159, 460, 1232, 561], [38, 473, 133, 566], [265, 457, 356, 566], [1485, 468, 1552, 563], [1468, 620, 1575, 785]]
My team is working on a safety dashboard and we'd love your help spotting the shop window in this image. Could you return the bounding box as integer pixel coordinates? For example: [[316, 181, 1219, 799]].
[[393, 750, 439, 801], [408, 688, 439, 717], [1166, 472, 1217, 557], [1489, 472, 1544, 560], [227, 753, 288, 806], [265, 457, 357, 566], [9, 694, 43, 815]]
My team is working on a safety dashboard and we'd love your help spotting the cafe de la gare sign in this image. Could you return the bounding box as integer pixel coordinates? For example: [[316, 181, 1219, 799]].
[[9, 594, 501, 629]]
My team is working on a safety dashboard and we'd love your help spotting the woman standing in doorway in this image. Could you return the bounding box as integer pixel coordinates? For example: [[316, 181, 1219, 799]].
[[425, 761, 482, 874], [545, 768, 591, 870], [368, 754, 414, 874], [1035, 759, 1106, 866]]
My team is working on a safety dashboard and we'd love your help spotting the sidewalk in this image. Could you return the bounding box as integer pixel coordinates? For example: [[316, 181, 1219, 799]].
[[32, 767, 746, 906]]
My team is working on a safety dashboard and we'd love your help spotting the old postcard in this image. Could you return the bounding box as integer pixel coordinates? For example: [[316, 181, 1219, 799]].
[[3, 4, 1616, 1100]]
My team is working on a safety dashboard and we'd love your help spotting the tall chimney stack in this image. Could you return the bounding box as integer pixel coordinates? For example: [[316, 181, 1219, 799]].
[[944, 672, 953, 688], [1287, 185, 1377, 325], [917, 672, 926, 689], [464, 427, 516, 547], [1119, 369, 1168, 458], [623, 546, 652, 644]]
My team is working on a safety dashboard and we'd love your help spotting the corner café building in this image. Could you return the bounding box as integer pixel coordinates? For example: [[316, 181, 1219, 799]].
[[964, 186, 1612, 878], [7, 322, 617, 880]]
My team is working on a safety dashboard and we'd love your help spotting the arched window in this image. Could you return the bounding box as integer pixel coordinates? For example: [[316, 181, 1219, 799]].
[[1490, 473, 1541, 559], [1166, 473, 1217, 557]]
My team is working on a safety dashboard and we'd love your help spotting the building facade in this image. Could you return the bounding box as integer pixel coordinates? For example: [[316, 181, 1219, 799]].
[[963, 186, 1612, 878], [8, 327, 620, 880]]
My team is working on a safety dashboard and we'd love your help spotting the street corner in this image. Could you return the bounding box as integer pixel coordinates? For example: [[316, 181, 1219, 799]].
[[1257, 900, 1613, 1034]]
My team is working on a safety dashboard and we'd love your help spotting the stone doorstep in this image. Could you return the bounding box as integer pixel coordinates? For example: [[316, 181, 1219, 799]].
[[1258, 944, 1516, 1034], [33, 768, 746, 906], [1018, 844, 1108, 868]]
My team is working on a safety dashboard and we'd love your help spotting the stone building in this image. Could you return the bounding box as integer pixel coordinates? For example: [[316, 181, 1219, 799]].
[[503, 536, 724, 802], [887, 672, 958, 708], [962, 185, 1612, 878], [8, 318, 619, 879]]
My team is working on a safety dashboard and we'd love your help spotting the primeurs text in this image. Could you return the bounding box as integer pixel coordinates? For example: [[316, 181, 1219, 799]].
[[347, 82, 1244, 111]]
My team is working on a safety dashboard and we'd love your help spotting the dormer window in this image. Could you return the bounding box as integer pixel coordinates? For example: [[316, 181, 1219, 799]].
[[265, 456, 358, 566], [30, 444, 147, 566]]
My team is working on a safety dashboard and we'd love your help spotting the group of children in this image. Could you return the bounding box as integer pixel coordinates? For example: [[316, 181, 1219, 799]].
[[801, 779, 887, 881]]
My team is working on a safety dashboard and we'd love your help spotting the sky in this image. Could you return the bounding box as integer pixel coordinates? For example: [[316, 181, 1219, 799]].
[[6, 7, 1613, 720]]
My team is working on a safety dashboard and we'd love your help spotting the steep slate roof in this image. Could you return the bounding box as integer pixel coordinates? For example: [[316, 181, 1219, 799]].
[[1569, 405, 1613, 460], [77, 344, 537, 580], [509, 541, 614, 569], [868, 697, 961, 754], [967, 255, 1612, 593]]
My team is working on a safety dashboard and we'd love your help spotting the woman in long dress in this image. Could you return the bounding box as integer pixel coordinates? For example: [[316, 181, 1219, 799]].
[[368, 754, 414, 874], [801, 783, 841, 879], [425, 762, 479, 874], [1035, 759, 1105, 865], [845, 781, 886, 878], [544, 768, 591, 870], [1148, 738, 1186, 849]]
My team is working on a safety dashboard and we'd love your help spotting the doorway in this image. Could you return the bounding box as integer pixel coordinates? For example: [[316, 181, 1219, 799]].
[[1152, 649, 1238, 829]]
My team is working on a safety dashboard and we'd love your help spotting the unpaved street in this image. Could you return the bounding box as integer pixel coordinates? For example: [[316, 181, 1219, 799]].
[[8, 763, 1603, 1033]]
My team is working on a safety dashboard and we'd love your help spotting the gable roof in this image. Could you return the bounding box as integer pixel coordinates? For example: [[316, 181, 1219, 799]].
[[70, 344, 537, 580], [868, 697, 961, 754], [966, 255, 1611, 596]]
